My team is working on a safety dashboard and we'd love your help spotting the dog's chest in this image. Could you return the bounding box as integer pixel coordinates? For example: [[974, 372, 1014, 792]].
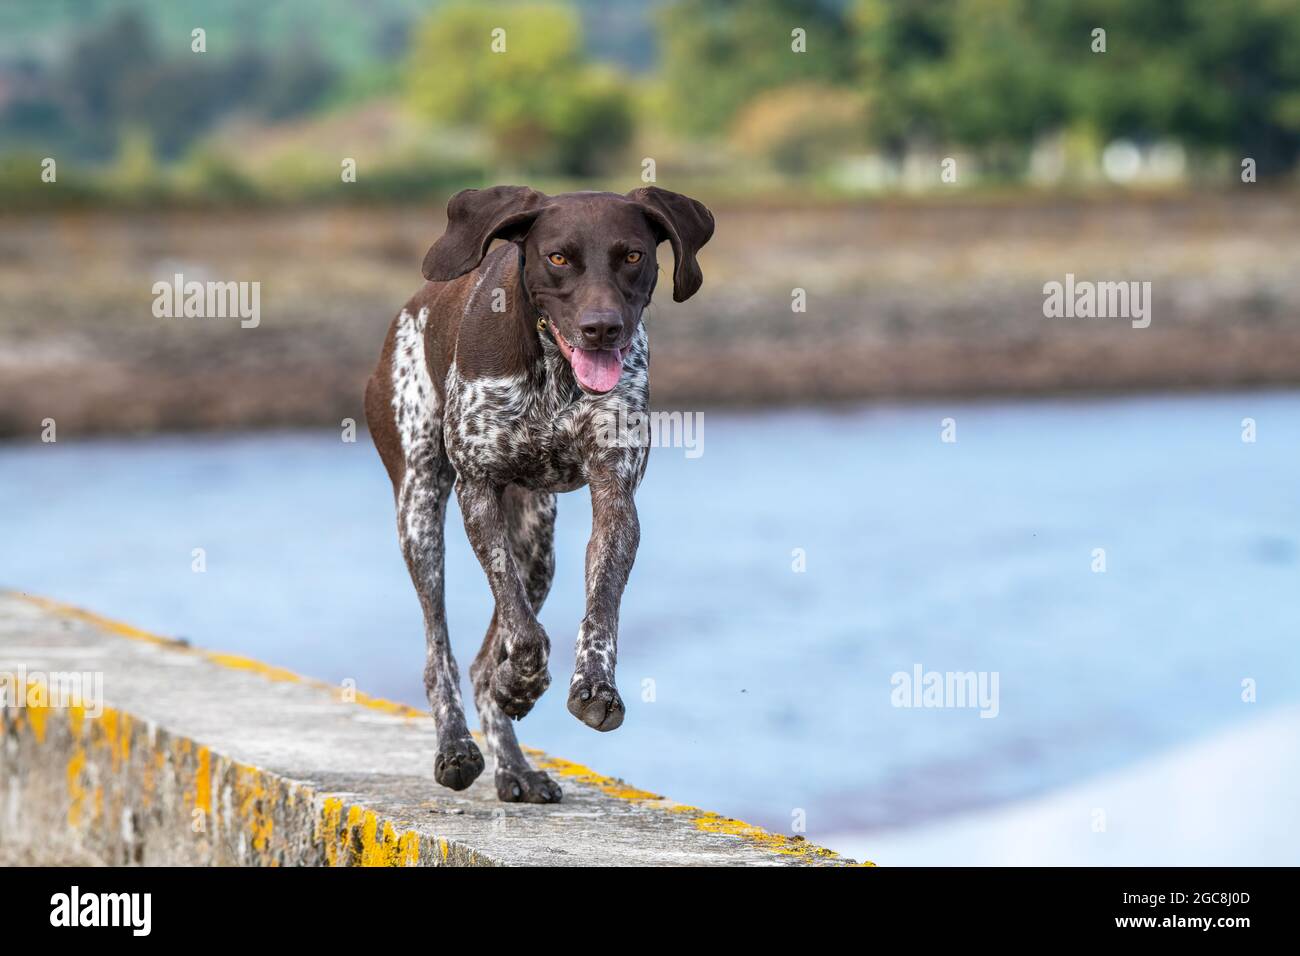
[[443, 334, 649, 491]]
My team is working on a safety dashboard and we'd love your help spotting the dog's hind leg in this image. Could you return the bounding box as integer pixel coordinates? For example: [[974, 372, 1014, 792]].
[[469, 485, 562, 803]]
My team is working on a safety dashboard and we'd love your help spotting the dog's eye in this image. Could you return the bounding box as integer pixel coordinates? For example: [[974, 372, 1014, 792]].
[[625, 251, 642, 264], [547, 253, 568, 267]]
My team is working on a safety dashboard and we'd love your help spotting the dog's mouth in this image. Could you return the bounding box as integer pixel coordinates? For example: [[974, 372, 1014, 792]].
[[549, 321, 627, 394]]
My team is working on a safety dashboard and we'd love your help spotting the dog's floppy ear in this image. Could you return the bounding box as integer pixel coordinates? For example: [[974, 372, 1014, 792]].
[[625, 186, 715, 302], [422, 186, 550, 282]]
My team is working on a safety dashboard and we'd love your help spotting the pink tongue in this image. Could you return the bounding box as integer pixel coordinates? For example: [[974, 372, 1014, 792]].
[[570, 347, 623, 393]]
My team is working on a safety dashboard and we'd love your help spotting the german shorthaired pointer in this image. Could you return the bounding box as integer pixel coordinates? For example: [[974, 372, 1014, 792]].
[[365, 186, 714, 802]]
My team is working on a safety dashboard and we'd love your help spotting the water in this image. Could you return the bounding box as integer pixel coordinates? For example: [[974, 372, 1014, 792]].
[[3, 391, 1298, 849]]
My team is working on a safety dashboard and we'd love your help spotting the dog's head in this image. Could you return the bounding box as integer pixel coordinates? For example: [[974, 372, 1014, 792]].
[[422, 186, 714, 394]]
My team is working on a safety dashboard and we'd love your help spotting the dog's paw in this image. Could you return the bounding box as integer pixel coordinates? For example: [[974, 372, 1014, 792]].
[[567, 678, 625, 732], [434, 737, 485, 791], [492, 650, 551, 720], [496, 767, 563, 804]]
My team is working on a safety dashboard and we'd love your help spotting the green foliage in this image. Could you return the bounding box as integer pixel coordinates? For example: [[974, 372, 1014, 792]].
[[0, 152, 95, 208], [1, 9, 338, 162], [102, 128, 165, 200], [546, 65, 638, 177], [654, 0, 1300, 173], [174, 147, 261, 203], [4, 0, 1300, 205], [849, 0, 1300, 170], [1047, 0, 1300, 172], [405, 2, 635, 175], [883, 0, 1065, 152], [656, 0, 855, 137], [0, 0, 433, 73], [853, 0, 956, 149]]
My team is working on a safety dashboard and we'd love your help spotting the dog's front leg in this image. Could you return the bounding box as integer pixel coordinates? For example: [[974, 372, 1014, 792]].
[[457, 479, 551, 719], [568, 476, 640, 731]]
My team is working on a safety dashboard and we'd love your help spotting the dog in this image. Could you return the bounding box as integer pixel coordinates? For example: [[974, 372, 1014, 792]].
[[365, 186, 714, 802]]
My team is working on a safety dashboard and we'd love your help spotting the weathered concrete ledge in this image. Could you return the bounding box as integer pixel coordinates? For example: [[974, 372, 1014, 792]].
[[0, 592, 862, 866]]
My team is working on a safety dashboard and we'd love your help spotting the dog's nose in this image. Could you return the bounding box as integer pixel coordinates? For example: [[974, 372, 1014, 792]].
[[578, 310, 623, 349]]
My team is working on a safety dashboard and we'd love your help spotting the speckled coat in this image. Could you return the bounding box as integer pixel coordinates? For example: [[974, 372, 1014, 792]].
[[364, 187, 713, 802]]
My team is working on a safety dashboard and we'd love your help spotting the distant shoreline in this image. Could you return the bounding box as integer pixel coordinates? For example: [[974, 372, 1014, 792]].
[[2, 194, 1297, 436]]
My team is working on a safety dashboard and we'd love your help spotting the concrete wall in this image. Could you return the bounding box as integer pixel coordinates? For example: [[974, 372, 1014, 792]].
[[0, 592, 864, 867]]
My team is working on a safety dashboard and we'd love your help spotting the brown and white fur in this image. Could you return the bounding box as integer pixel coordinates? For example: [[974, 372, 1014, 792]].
[[364, 186, 714, 802]]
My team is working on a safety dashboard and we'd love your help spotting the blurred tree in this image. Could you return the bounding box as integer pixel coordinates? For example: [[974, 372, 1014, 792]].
[[252, 42, 339, 120], [1042, 0, 1300, 174], [856, 0, 1066, 172], [405, 1, 634, 175], [731, 84, 866, 175], [119, 43, 336, 157], [853, 0, 956, 151], [0, 59, 65, 142], [5, 0, 1299, 192], [120, 59, 240, 159], [10, 9, 337, 162], [656, 0, 855, 137], [855, 0, 1300, 173], [546, 64, 637, 176], [57, 9, 159, 156], [917, 0, 1066, 173]]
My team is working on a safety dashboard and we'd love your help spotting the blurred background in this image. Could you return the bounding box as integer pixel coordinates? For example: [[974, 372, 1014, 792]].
[[2, 0, 1298, 864]]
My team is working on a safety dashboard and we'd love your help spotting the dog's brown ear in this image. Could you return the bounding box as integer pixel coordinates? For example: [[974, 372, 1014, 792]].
[[626, 186, 715, 302], [422, 186, 550, 282]]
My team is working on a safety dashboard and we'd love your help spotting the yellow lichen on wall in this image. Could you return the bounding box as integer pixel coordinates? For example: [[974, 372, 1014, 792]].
[[234, 765, 275, 856], [14, 594, 427, 724], [527, 746, 862, 865], [350, 689, 425, 719], [528, 750, 663, 802], [65, 747, 87, 827], [318, 797, 346, 866], [23, 678, 51, 743], [18, 593, 178, 648], [360, 812, 399, 866], [194, 747, 213, 817], [98, 707, 132, 772], [398, 830, 420, 866], [685, 809, 843, 860], [204, 653, 303, 685], [316, 797, 420, 867], [11, 591, 865, 867]]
